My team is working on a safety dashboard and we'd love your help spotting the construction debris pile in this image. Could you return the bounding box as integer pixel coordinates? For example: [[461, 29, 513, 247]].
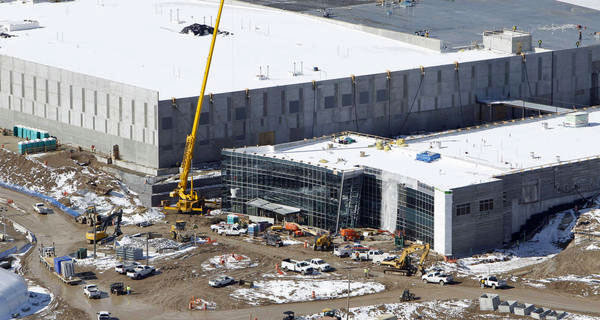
[[180, 23, 232, 36], [201, 254, 256, 270]]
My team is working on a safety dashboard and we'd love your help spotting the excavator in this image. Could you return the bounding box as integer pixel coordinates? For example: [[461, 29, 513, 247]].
[[76, 206, 100, 226], [162, 0, 226, 214], [381, 243, 430, 276], [313, 234, 333, 251], [85, 208, 123, 244]]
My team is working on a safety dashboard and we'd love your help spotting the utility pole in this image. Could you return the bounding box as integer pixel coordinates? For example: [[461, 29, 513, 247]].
[[146, 233, 150, 266], [93, 222, 97, 259], [346, 269, 351, 320], [1, 206, 6, 240]]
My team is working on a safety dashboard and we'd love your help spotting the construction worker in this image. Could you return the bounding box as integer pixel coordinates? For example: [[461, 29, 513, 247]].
[[364, 267, 369, 278], [126, 286, 131, 295]]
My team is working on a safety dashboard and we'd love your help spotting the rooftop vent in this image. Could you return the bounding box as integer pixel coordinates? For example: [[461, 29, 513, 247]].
[[564, 112, 589, 127], [416, 151, 440, 163]]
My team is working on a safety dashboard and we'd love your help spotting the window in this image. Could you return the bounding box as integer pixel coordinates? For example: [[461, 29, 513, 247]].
[[376, 89, 387, 102], [323, 96, 335, 109], [289, 100, 300, 113], [479, 199, 494, 212], [455, 203, 471, 216], [359, 91, 369, 104], [342, 94, 352, 106]]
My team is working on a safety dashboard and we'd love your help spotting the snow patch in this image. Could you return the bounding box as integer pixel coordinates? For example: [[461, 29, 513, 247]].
[[201, 254, 257, 271], [231, 280, 384, 305]]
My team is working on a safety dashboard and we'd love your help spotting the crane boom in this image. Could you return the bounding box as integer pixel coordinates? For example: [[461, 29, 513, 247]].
[[165, 0, 225, 213]]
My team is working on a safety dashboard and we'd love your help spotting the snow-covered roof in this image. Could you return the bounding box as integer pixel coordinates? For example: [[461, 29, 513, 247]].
[[0, 268, 28, 319], [0, 0, 510, 98], [230, 108, 600, 190]]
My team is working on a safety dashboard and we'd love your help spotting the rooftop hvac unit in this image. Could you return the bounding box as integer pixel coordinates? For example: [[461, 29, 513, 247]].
[[564, 112, 589, 127], [416, 151, 440, 163]]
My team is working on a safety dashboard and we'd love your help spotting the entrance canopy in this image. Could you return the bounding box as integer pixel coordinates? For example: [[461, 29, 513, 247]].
[[246, 198, 301, 215]]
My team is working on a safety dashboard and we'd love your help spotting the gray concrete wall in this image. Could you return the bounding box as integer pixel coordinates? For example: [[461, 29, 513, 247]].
[[0, 55, 160, 170], [159, 45, 600, 170], [451, 180, 505, 256], [500, 157, 600, 242]]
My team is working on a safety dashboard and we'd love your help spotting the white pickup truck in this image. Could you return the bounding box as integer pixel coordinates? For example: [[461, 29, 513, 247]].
[[115, 262, 139, 274], [217, 224, 247, 236], [479, 276, 507, 289], [422, 272, 453, 286], [83, 284, 101, 299], [309, 258, 332, 272], [281, 259, 314, 275], [353, 249, 386, 261], [32, 203, 50, 214], [333, 245, 353, 258], [127, 265, 155, 280]]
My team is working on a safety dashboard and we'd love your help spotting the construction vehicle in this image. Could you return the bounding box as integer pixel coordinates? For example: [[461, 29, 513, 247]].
[[381, 243, 430, 276], [284, 222, 304, 237], [313, 234, 333, 251], [400, 289, 417, 302], [85, 208, 123, 244], [318, 308, 341, 320], [170, 220, 193, 242], [76, 206, 100, 226], [340, 228, 363, 242], [162, 0, 225, 214], [38, 244, 81, 285]]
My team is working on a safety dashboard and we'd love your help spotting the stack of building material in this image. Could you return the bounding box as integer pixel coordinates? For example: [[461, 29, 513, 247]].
[[116, 246, 143, 261], [498, 300, 517, 313], [60, 260, 75, 278], [514, 303, 535, 316]]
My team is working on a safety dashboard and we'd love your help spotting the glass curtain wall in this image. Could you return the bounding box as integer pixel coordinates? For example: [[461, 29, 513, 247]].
[[396, 183, 434, 245], [222, 151, 362, 231]]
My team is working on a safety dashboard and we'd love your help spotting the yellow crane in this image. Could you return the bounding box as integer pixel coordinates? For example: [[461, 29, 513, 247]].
[[382, 243, 430, 276], [163, 0, 225, 214]]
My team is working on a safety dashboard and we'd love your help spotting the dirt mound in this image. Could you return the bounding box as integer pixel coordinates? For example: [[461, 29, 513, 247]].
[[527, 242, 600, 278]]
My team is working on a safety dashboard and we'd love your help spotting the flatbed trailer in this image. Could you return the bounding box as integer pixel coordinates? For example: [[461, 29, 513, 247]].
[[39, 255, 81, 285]]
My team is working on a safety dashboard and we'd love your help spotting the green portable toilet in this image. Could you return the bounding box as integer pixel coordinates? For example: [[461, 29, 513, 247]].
[[13, 126, 18, 137]]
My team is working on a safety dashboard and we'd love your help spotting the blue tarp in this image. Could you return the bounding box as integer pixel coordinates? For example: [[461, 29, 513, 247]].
[[0, 180, 81, 217], [0, 246, 17, 259]]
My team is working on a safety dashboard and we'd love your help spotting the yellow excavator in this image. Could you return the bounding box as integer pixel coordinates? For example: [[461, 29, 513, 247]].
[[162, 0, 226, 214], [382, 243, 430, 276], [85, 208, 123, 244]]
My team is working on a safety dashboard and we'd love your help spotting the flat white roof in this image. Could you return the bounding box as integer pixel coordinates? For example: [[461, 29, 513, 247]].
[[0, 0, 510, 98], [231, 108, 600, 190]]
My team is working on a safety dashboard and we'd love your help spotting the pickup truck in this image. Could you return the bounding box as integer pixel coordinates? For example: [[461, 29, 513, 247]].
[[127, 265, 155, 280], [264, 233, 284, 247], [281, 259, 314, 275], [210, 222, 227, 232], [208, 275, 235, 288], [353, 249, 385, 261], [333, 245, 353, 258], [422, 272, 453, 286], [83, 284, 102, 299], [479, 276, 507, 289], [115, 262, 139, 274], [309, 258, 332, 272], [32, 203, 50, 214], [372, 253, 396, 264], [217, 224, 247, 236]]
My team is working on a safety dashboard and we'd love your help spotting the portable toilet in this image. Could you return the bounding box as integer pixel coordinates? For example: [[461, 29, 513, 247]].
[[227, 214, 239, 225], [13, 125, 18, 137], [247, 224, 258, 236], [41, 130, 49, 138], [17, 141, 24, 154]]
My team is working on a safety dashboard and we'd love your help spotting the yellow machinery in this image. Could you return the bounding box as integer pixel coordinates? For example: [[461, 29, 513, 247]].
[[76, 206, 100, 226], [382, 243, 430, 276], [313, 234, 333, 251], [85, 208, 123, 244], [170, 220, 192, 242], [163, 0, 226, 214]]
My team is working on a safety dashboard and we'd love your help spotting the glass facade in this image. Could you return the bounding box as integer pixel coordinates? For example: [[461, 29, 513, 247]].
[[396, 183, 434, 245], [222, 151, 437, 246], [222, 151, 362, 231], [359, 167, 382, 228]]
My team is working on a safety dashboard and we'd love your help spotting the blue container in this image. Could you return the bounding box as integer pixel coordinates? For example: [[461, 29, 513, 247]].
[[53, 256, 72, 275], [416, 151, 441, 163], [248, 224, 258, 236]]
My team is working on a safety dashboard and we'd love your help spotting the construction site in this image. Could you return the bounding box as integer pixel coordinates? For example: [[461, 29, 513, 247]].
[[1, 0, 600, 319]]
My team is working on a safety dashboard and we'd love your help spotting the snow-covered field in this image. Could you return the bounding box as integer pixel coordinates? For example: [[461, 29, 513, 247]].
[[231, 279, 384, 305], [201, 254, 257, 270], [434, 210, 578, 277]]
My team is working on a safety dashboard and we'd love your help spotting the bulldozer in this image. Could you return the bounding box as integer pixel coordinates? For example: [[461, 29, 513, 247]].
[[85, 207, 123, 244], [381, 243, 430, 276], [76, 206, 100, 226], [170, 220, 193, 242], [313, 234, 333, 251]]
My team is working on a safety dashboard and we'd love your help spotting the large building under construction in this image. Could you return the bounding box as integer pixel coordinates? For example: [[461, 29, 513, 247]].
[[0, 0, 599, 176], [223, 109, 600, 255]]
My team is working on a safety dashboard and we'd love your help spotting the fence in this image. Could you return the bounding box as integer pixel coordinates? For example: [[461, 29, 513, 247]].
[[0, 180, 80, 217]]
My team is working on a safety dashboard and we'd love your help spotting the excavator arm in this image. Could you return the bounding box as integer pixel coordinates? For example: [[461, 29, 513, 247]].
[[164, 0, 226, 214]]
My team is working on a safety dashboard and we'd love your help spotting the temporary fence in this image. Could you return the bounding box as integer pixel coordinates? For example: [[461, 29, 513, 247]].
[[0, 180, 80, 217]]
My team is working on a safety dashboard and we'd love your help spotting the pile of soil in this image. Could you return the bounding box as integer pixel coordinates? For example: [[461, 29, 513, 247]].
[[527, 242, 600, 278]]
